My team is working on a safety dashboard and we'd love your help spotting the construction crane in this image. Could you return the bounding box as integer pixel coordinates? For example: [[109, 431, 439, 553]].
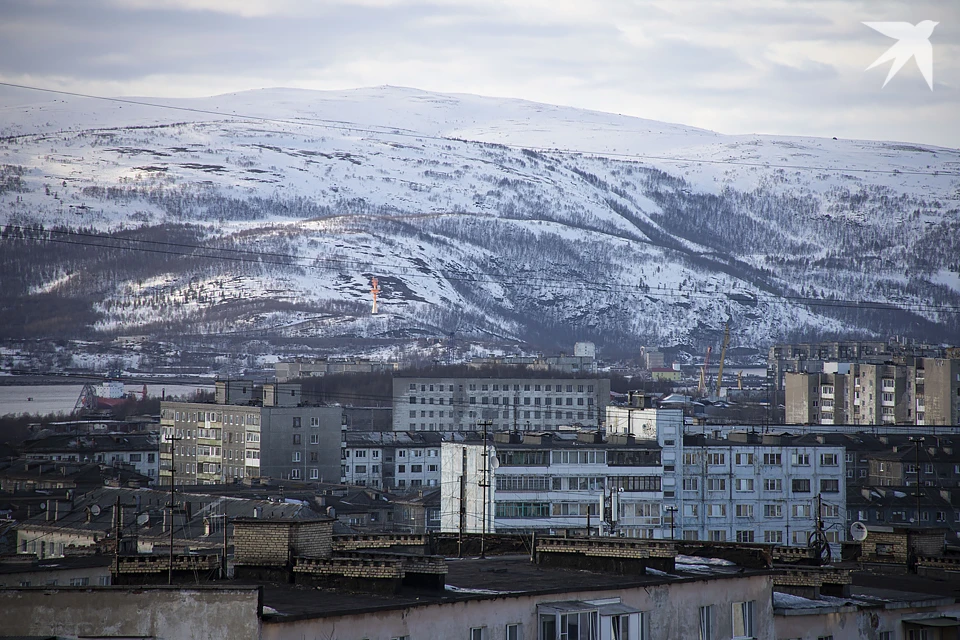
[[698, 346, 712, 396], [715, 319, 731, 397]]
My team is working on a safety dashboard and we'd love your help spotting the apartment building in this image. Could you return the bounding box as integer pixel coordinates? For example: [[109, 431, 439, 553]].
[[159, 382, 342, 485], [440, 426, 846, 548], [784, 371, 850, 425], [783, 359, 952, 426], [393, 375, 611, 432], [678, 432, 846, 548], [440, 431, 664, 537], [341, 431, 443, 490], [19, 433, 160, 483], [912, 357, 960, 426]]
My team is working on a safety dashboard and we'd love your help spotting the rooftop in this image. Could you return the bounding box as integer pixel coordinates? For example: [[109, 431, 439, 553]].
[[250, 553, 769, 622]]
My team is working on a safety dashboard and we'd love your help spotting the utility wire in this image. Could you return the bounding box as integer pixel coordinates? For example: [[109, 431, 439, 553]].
[[1, 81, 958, 177]]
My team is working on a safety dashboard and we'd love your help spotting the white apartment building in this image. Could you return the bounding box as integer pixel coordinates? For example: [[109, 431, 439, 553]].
[[441, 412, 846, 549], [394, 376, 611, 432], [341, 432, 443, 490], [607, 398, 846, 548], [441, 431, 665, 538], [676, 432, 847, 550]]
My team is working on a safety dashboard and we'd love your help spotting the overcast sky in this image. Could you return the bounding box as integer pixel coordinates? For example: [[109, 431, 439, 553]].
[[0, 0, 958, 147]]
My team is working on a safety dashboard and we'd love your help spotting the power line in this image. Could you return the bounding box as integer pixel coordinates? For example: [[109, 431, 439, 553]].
[[5, 224, 960, 316], [1, 81, 957, 177]]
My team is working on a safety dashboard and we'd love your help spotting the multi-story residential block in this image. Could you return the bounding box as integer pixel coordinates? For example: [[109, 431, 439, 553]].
[[768, 340, 949, 419], [341, 431, 443, 490], [393, 375, 611, 432], [678, 432, 846, 548], [440, 431, 664, 537], [275, 358, 398, 382], [784, 371, 850, 425], [784, 358, 957, 426], [159, 382, 342, 485], [19, 433, 160, 483], [441, 422, 847, 549], [912, 357, 960, 426]]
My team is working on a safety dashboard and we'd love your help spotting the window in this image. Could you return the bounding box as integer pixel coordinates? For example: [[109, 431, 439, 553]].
[[737, 530, 755, 543], [470, 627, 485, 640], [792, 478, 811, 493], [764, 478, 783, 492], [792, 453, 810, 466], [735, 453, 754, 465], [699, 605, 713, 640], [292, 451, 301, 462], [820, 479, 840, 493], [764, 530, 783, 543], [683, 478, 699, 491], [69, 577, 90, 586], [732, 601, 754, 639], [707, 453, 725, 465], [736, 504, 754, 518], [762, 453, 782, 465], [292, 417, 301, 428], [792, 504, 811, 518], [506, 623, 522, 640], [735, 478, 754, 492], [764, 504, 782, 518], [310, 433, 320, 444], [820, 453, 838, 466], [707, 504, 726, 517], [706, 477, 726, 491], [293, 433, 301, 445]]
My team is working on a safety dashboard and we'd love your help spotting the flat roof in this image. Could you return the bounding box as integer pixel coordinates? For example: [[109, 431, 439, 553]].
[[253, 554, 769, 622]]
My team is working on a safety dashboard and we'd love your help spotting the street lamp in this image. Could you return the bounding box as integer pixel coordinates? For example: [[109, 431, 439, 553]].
[[664, 506, 678, 540]]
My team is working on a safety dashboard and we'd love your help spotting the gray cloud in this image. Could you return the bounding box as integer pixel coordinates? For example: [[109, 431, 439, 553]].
[[0, 0, 957, 146]]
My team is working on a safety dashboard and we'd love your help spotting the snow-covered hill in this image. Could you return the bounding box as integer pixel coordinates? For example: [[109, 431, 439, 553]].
[[1, 86, 959, 353]]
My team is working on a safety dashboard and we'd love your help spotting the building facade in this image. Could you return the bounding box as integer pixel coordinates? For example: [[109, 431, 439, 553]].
[[20, 434, 160, 483], [341, 432, 443, 490], [393, 376, 611, 432], [159, 399, 342, 485], [784, 357, 958, 426]]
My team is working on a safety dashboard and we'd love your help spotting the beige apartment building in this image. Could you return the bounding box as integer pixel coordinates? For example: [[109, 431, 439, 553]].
[[785, 358, 959, 426]]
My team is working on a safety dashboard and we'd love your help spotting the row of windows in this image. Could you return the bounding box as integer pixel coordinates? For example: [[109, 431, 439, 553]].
[[688, 452, 840, 467], [681, 503, 841, 519], [408, 382, 596, 393], [682, 477, 839, 493]]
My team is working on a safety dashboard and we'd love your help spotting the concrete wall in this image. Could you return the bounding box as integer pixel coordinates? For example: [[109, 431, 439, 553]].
[[0, 564, 111, 587], [0, 586, 261, 639], [775, 600, 960, 640], [262, 574, 774, 640], [260, 406, 342, 483]]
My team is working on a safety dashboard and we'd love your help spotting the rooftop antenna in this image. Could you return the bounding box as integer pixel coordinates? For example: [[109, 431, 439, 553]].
[[370, 277, 381, 315]]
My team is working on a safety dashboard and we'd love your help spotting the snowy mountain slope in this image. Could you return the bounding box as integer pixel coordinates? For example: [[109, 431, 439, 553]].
[[1, 86, 958, 352]]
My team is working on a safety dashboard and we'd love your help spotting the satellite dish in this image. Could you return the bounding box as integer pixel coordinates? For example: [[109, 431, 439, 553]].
[[137, 513, 150, 526], [90, 505, 101, 516], [490, 457, 500, 470], [850, 521, 868, 542], [39, 501, 47, 511]]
